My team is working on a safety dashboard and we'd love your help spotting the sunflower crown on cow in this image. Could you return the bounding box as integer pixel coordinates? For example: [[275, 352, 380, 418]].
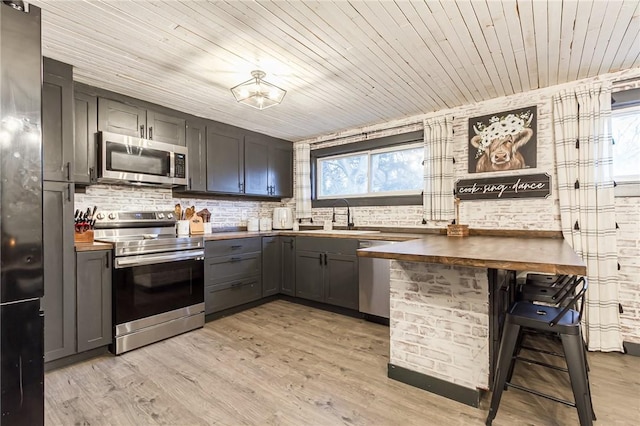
[[470, 111, 534, 173]]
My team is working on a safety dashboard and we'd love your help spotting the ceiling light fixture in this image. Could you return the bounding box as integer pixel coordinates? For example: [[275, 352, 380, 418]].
[[230, 70, 286, 110]]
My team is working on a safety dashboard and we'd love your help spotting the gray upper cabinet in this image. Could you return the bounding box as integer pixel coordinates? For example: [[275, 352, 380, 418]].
[[97, 98, 185, 145], [244, 135, 269, 196], [43, 57, 74, 183], [42, 181, 75, 362], [206, 126, 244, 194], [185, 119, 207, 192], [97, 97, 146, 138], [76, 250, 112, 352], [146, 110, 186, 145], [73, 89, 98, 184], [269, 144, 293, 197], [244, 134, 293, 198]]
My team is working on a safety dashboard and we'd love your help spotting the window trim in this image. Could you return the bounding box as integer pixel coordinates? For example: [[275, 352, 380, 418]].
[[311, 130, 424, 207], [611, 100, 640, 197]]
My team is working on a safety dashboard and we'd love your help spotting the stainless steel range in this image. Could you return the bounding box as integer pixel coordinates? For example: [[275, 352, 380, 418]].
[[94, 211, 204, 355]]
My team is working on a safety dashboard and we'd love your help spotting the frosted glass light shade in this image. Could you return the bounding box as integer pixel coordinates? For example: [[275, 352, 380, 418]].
[[230, 70, 286, 110]]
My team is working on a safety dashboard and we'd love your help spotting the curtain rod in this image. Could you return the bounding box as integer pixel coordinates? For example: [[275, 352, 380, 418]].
[[309, 121, 424, 146], [612, 76, 640, 86]]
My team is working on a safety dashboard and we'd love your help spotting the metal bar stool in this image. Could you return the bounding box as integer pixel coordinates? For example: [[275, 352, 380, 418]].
[[486, 276, 594, 426]]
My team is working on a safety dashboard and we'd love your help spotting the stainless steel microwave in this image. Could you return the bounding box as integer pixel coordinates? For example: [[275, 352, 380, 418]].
[[98, 131, 188, 187]]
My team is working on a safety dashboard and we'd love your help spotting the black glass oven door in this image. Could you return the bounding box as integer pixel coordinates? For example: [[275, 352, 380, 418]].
[[113, 256, 204, 325]]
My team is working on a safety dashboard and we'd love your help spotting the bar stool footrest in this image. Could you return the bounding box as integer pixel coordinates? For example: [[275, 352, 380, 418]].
[[506, 382, 576, 407], [515, 356, 569, 372]]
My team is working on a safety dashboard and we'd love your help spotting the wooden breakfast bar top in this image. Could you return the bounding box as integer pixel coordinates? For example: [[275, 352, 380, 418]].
[[357, 234, 586, 276]]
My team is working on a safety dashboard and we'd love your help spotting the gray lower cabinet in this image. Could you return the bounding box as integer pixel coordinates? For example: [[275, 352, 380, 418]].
[[76, 250, 112, 352], [204, 238, 262, 314], [280, 237, 296, 296], [262, 237, 280, 297], [42, 181, 75, 362], [295, 237, 359, 309]]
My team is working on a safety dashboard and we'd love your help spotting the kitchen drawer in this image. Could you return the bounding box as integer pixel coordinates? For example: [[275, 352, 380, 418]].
[[205, 278, 262, 314], [205, 253, 261, 287], [295, 237, 358, 254], [205, 237, 261, 258]]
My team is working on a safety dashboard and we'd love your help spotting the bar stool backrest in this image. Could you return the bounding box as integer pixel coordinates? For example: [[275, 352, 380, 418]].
[[549, 276, 588, 327]]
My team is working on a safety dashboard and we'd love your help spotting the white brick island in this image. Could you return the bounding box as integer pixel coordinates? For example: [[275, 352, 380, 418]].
[[357, 234, 586, 407]]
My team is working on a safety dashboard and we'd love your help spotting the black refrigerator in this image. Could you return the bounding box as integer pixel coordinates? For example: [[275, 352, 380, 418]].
[[0, 1, 45, 425]]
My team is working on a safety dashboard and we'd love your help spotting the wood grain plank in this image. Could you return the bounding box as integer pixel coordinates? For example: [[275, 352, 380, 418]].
[[516, 0, 539, 90], [545, 0, 563, 86], [44, 300, 640, 426], [531, 0, 549, 88], [357, 235, 587, 275], [500, 0, 531, 91], [470, 0, 515, 94], [556, 0, 579, 84], [598, 0, 640, 75], [587, 0, 625, 77]]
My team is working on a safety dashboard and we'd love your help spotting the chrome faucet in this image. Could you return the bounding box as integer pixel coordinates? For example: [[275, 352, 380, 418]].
[[332, 198, 354, 230]]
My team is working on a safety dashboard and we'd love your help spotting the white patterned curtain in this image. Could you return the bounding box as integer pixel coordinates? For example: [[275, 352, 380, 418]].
[[423, 116, 455, 221], [294, 143, 312, 220], [552, 83, 623, 352]]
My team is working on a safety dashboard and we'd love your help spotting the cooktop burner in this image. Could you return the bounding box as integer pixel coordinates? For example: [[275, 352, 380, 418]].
[[93, 211, 204, 256]]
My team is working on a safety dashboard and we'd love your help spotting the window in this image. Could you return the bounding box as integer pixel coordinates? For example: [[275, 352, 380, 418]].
[[612, 104, 640, 196], [317, 143, 424, 200]]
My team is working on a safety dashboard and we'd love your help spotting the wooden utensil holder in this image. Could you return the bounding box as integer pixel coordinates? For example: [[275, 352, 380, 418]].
[[447, 224, 469, 237], [74, 229, 94, 243], [189, 215, 204, 235]]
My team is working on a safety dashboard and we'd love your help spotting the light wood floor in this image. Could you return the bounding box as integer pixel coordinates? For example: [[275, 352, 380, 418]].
[[45, 300, 640, 425]]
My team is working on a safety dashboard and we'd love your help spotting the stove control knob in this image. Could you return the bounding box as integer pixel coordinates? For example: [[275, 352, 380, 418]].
[[96, 213, 105, 220], [158, 213, 165, 219], [108, 213, 117, 220], [167, 213, 173, 219]]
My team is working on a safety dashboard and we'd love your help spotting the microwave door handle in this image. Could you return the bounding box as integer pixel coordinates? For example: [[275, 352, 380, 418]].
[[115, 250, 205, 269], [169, 152, 174, 179]]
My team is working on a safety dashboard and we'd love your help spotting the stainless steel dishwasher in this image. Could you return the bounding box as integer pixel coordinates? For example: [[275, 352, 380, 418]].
[[358, 240, 397, 320]]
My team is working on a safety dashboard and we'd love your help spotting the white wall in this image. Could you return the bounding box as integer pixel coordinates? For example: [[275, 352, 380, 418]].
[[296, 66, 640, 346]]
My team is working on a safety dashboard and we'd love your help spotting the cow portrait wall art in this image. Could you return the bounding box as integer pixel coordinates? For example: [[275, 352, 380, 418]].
[[468, 106, 537, 174]]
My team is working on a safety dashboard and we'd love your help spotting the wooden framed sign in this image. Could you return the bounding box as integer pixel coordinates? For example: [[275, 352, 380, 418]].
[[455, 173, 551, 200]]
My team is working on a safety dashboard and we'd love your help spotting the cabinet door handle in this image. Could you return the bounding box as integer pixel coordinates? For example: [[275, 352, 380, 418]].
[[66, 162, 71, 180], [324, 253, 327, 265], [319, 253, 323, 265], [66, 184, 71, 202], [105, 252, 110, 269], [148, 126, 153, 140], [140, 125, 145, 137], [188, 177, 192, 190]]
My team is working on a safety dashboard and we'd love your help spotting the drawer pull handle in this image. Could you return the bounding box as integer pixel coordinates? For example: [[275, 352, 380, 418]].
[[230, 281, 243, 289], [230, 257, 242, 262], [231, 245, 243, 250]]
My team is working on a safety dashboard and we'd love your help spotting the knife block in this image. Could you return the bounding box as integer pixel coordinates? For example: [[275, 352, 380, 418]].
[[74, 229, 94, 243]]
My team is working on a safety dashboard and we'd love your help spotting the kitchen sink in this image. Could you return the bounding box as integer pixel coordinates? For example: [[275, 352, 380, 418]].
[[297, 229, 380, 235]]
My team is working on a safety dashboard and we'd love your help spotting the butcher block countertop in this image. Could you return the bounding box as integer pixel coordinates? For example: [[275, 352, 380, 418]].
[[75, 242, 113, 252], [357, 235, 586, 275]]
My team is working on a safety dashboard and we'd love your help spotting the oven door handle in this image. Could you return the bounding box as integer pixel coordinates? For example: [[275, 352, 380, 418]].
[[114, 250, 205, 269]]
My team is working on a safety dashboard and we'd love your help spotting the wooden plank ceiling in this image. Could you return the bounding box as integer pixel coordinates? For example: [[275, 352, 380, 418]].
[[32, 0, 640, 142]]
